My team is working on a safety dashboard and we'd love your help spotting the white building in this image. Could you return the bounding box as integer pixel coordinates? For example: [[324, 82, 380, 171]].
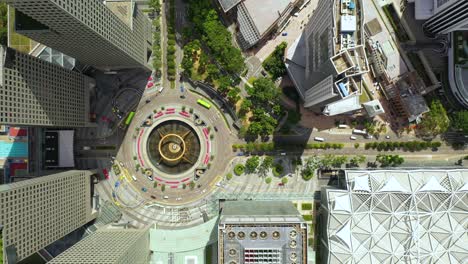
[[0, 46, 93, 127], [48, 228, 151, 264], [5, 0, 152, 69], [320, 169, 468, 263], [0, 170, 97, 263], [410, 0, 468, 35]]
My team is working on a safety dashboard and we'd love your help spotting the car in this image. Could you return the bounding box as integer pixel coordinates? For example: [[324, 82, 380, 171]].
[[147, 175, 154, 181], [201, 189, 207, 193], [216, 182, 222, 187], [82, 146, 91, 150], [293, 12, 299, 17], [132, 175, 137, 181], [150, 195, 157, 199], [119, 162, 124, 167], [385, 135, 391, 139], [175, 197, 182, 201], [214, 126, 218, 132], [278, 183, 284, 186], [365, 135, 373, 139], [141, 187, 148, 192], [350, 136, 357, 140], [102, 168, 109, 179], [163, 195, 169, 199], [145, 99, 151, 103], [281, 32, 288, 36], [280, 152, 286, 156]]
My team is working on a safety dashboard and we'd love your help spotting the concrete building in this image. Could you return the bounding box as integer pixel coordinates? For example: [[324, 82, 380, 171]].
[[448, 31, 468, 109], [410, 0, 468, 36], [48, 228, 150, 264], [5, 0, 152, 69], [286, 0, 370, 116], [218, 201, 308, 264], [320, 169, 468, 263], [218, 0, 302, 50], [0, 170, 97, 263], [0, 46, 93, 127]]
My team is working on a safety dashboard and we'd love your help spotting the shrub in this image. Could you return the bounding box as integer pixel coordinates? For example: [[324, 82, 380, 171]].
[[354, 143, 360, 149], [301, 203, 312, 210], [133, 156, 137, 160], [153, 182, 158, 188], [234, 164, 245, 176], [161, 184, 166, 192], [265, 177, 272, 184], [182, 183, 187, 189], [272, 163, 284, 177], [281, 177, 288, 184], [226, 173, 233, 180], [302, 171, 314, 181]]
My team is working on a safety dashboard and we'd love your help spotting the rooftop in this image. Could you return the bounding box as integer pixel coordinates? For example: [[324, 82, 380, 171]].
[[321, 169, 468, 264]]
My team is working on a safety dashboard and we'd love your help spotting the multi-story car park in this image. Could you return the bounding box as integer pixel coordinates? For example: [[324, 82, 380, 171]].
[[5, 0, 152, 69]]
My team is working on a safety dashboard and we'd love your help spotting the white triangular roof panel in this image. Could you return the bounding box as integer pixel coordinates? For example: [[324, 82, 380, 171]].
[[353, 175, 371, 192], [419, 176, 448, 192], [334, 194, 352, 212], [380, 176, 408, 192]]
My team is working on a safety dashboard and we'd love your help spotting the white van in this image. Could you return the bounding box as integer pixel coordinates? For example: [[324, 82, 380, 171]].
[[350, 136, 357, 140], [338, 124, 349, 129], [314, 137, 325, 142], [131, 175, 137, 181], [352, 129, 367, 135]]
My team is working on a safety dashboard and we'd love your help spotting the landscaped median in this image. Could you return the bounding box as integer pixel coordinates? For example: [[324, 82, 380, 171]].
[[232, 142, 345, 152], [364, 141, 442, 151]]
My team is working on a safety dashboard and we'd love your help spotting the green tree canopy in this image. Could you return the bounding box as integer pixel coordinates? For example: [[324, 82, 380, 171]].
[[262, 42, 287, 79], [245, 156, 260, 173], [451, 110, 468, 133], [247, 78, 281, 106], [419, 100, 450, 136]]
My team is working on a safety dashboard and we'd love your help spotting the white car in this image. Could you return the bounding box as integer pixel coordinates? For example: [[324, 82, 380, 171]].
[[175, 197, 182, 201], [147, 175, 153, 181], [385, 135, 391, 139], [163, 196, 169, 199]]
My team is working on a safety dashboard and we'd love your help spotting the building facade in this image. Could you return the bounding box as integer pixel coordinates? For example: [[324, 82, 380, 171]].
[[286, 0, 371, 116], [0, 170, 97, 263], [0, 46, 93, 127], [419, 0, 468, 36], [320, 169, 468, 263], [218, 201, 308, 264], [48, 228, 150, 264], [5, 0, 152, 69]]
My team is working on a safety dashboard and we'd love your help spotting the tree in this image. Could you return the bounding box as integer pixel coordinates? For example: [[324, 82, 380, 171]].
[[206, 64, 220, 81], [227, 87, 241, 104], [349, 155, 366, 167], [265, 177, 272, 184], [281, 177, 288, 184], [0, 3, 8, 45], [262, 42, 287, 79], [217, 75, 231, 95], [245, 156, 260, 173], [376, 154, 405, 167], [258, 156, 274, 176], [148, 0, 161, 13], [247, 78, 281, 106], [226, 173, 233, 180], [451, 110, 468, 133], [418, 100, 450, 136]]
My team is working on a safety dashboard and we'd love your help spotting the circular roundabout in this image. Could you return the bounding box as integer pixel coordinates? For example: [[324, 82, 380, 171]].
[[116, 99, 234, 207]]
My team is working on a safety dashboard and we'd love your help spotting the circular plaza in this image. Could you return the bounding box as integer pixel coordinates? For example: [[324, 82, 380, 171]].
[[116, 92, 235, 206]]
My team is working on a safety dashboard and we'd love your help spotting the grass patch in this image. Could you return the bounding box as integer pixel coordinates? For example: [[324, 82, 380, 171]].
[[303, 215, 313, 221], [8, 7, 36, 53], [301, 203, 312, 210]]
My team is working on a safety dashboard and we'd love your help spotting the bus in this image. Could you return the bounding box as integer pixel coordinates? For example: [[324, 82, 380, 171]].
[[197, 99, 211, 109], [125, 111, 135, 126]]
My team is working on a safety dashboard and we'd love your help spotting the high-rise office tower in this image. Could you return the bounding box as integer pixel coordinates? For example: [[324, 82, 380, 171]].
[[5, 0, 152, 69], [286, 0, 370, 116], [416, 0, 468, 36], [48, 228, 150, 264], [0, 46, 93, 127], [0, 170, 97, 263]]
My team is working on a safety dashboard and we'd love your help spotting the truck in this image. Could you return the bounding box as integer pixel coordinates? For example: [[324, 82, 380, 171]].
[[352, 129, 367, 135]]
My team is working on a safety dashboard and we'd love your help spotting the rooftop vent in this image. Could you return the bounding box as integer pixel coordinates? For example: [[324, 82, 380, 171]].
[[228, 232, 236, 239], [237, 231, 245, 240], [250, 231, 258, 240], [260, 231, 268, 239], [272, 231, 280, 239]]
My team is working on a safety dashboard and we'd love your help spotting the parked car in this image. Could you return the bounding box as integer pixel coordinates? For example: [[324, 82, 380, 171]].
[[141, 187, 148, 192], [102, 168, 109, 179], [281, 32, 288, 36], [147, 175, 154, 181], [150, 195, 157, 199], [278, 183, 284, 186]]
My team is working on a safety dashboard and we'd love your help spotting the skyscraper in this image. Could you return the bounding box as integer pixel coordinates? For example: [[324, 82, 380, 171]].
[[418, 0, 468, 36], [48, 228, 151, 264], [0, 46, 93, 127], [0, 170, 97, 263], [285, 0, 370, 116], [5, 0, 152, 69]]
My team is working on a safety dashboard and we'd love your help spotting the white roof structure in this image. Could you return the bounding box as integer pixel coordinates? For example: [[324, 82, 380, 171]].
[[321, 169, 468, 264]]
